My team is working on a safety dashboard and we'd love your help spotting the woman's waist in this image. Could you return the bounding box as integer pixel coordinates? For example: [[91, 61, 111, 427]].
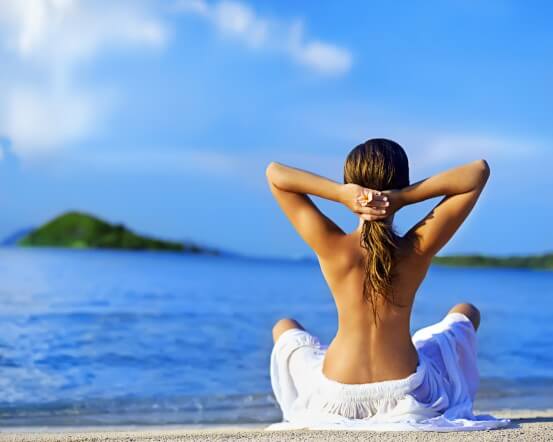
[[314, 352, 426, 402], [323, 336, 419, 385]]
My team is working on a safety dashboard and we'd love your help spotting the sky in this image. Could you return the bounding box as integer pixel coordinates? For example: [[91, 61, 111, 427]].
[[0, 0, 551, 258]]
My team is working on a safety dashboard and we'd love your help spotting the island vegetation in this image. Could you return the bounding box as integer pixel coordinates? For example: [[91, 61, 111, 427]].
[[18, 211, 217, 254], [433, 254, 553, 270], [10, 212, 551, 268]]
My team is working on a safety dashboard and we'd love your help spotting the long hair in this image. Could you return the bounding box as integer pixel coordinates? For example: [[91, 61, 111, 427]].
[[343, 138, 410, 323]]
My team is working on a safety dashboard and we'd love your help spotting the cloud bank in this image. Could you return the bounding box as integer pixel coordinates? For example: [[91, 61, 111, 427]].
[[0, 0, 353, 160], [0, 0, 168, 158], [175, 0, 353, 76]]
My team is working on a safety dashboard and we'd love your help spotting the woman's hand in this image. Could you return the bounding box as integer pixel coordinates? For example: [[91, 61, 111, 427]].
[[380, 189, 404, 218], [339, 184, 390, 221]]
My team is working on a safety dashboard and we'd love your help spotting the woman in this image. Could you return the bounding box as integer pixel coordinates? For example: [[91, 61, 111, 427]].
[[265, 139, 509, 431]]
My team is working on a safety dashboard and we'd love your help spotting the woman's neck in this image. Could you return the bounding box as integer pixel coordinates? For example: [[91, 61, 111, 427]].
[[355, 216, 394, 233]]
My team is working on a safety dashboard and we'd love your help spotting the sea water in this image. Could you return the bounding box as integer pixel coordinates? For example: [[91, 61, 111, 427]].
[[0, 248, 551, 426]]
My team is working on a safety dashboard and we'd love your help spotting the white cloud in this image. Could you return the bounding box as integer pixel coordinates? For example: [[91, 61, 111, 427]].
[[409, 133, 541, 172], [2, 85, 104, 158], [175, 0, 352, 75], [287, 102, 544, 175], [210, 1, 268, 48], [26, 147, 346, 192], [287, 21, 352, 75], [24, 131, 546, 194], [0, 0, 168, 159], [0, 0, 166, 64], [73, 149, 242, 177]]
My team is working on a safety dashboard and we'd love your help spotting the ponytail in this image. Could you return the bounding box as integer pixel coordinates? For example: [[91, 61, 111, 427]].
[[360, 220, 403, 324], [343, 138, 410, 325]]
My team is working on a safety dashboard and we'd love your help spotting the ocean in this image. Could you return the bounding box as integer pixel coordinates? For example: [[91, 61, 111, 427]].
[[0, 248, 551, 426]]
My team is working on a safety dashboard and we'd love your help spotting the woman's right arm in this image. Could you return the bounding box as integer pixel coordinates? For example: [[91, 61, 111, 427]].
[[389, 159, 490, 258]]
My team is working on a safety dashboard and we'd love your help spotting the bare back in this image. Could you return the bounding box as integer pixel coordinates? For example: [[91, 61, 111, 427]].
[[318, 231, 430, 384]]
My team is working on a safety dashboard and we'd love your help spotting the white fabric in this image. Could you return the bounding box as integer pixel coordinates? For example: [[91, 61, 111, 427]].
[[267, 312, 510, 432]]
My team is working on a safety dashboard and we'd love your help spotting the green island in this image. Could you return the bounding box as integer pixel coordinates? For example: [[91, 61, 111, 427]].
[[13, 212, 551, 268], [433, 254, 553, 270], [18, 211, 217, 254]]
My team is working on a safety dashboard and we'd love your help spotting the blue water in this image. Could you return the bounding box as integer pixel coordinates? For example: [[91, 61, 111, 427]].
[[0, 248, 551, 426]]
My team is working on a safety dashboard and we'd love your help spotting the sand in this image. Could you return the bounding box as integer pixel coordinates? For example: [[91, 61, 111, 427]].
[[0, 409, 552, 441]]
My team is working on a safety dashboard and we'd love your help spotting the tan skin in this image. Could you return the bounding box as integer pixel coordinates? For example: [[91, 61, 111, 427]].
[[266, 159, 490, 384]]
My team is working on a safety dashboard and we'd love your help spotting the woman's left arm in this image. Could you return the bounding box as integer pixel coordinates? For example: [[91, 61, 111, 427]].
[[266, 162, 388, 258]]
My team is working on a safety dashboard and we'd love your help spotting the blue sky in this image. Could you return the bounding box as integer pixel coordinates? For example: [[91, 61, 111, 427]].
[[0, 0, 551, 258]]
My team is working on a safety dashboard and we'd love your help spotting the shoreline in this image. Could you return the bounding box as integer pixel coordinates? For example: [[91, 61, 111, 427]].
[[1, 409, 552, 441]]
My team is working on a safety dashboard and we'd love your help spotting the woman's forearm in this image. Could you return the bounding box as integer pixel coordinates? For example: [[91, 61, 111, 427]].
[[266, 162, 342, 202], [400, 159, 490, 206]]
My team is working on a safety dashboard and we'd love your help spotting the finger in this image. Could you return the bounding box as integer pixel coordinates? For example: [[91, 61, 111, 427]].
[[371, 193, 388, 202], [358, 207, 388, 216], [361, 189, 373, 203], [354, 198, 372, 209], [354, 202, 371, 212], [357, 191, 388, 207], [360, 213, 387, 222], [356, 194, 369, 201], [357, 192, 381, 204], [365, 200, 390, 209]]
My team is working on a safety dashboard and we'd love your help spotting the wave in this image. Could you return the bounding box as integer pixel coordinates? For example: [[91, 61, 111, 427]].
[[0, 379, 552, 427], [0, 392, 279, 427]]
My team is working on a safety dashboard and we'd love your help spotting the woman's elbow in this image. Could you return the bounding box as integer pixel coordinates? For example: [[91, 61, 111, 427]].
[[265, 161, 276, 177], [266, 162, 281, 187], [265, 162, 276, 182], [474, 159, 491, 185]]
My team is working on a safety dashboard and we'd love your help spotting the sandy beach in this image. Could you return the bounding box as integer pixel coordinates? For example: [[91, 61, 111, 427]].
[[0, 409, 551, 442]]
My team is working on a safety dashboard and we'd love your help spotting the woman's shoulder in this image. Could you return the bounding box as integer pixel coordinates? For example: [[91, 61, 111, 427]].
[[316, 234, 364, 274]]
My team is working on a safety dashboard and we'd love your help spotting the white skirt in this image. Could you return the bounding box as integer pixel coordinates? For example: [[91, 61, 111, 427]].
[[267, 312, 510, 432]]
